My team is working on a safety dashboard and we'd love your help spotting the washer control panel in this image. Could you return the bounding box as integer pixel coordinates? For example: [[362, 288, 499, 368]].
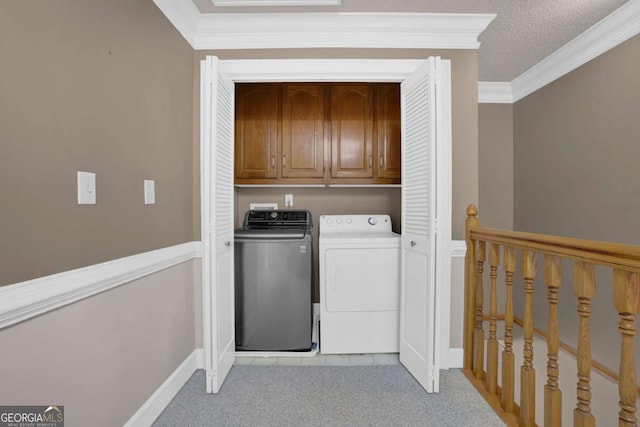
[[244, 209, 311, 227], [320, 215, 393, 234]]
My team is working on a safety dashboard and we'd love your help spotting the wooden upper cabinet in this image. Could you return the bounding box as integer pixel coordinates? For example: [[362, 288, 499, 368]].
[[375, 84, 401, 181], [234, 84, 280, 180], [234, 82, 400, 185], [330, 84, 374, 179], [282, 84, 325, 179]]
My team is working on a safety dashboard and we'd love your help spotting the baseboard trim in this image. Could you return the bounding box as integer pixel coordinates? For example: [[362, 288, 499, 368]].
[[448, 348, 464, 369], [125, 348, 204, 427], [0, 242, 203, 329]]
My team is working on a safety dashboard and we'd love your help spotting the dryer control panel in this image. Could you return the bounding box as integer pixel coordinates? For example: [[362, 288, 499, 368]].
[[319, 215, 393, 234]]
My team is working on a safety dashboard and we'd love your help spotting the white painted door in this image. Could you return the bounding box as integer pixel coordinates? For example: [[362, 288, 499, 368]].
[[201, 56, 235, 394], [400, 57, 450, 393]]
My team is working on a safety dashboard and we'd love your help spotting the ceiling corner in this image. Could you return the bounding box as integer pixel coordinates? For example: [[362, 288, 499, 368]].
[[153, 0, 200, 48], [478, 82, 513, 104], [511, 0, 640, 102]]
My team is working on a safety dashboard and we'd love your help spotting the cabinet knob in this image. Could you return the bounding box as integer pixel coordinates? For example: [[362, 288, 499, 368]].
[[271, 156, 275, 168], [410, 241, 416, 247], [225, 241, 231, 247]]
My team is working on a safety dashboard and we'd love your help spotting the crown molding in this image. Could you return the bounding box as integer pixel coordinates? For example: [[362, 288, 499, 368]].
[[153, 0, 200, 46], [153, 0, 495, 50], [511, 0, 640, 102], [477, 82, 513, 104], [155, 0, 640, 103], [193, 13, 495, 50]]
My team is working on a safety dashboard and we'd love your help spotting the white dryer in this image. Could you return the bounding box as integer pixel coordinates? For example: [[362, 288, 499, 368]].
[[319, 214, 401, 354]]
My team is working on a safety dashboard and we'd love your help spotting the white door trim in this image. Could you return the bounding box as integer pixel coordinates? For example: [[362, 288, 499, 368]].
[[200, 58, 454, 381]]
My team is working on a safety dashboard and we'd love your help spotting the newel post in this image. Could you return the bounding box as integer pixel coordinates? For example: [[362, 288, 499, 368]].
[[464, 204, 480, 370]]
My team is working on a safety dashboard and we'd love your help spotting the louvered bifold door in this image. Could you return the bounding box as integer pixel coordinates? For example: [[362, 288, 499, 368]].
[[400, 57, 441, 393], [201, 56, 235, 394]]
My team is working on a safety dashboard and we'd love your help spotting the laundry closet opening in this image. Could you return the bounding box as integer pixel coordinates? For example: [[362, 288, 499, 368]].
[[201, 57, 452, 394]]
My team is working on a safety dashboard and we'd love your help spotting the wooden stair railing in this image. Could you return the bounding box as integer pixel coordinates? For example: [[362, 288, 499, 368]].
[[463, 204, 640, 427]]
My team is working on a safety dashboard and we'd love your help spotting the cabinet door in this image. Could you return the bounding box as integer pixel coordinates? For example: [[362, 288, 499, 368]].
[[376, 84, 401, 181], [282, 84, 325, 178], [330, 84, 374, 179], [234, 84, 279, 180]]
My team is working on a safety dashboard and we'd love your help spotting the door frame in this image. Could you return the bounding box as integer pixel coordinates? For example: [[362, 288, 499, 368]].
[[201, 57, 453, 378]]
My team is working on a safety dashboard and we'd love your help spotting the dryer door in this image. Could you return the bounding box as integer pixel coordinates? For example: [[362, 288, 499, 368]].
[[324, 246, 400, 312]]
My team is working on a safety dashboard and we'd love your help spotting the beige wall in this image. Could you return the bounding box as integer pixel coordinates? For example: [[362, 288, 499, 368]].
[[0, 0, 195, 286], [193, 49, 479, 241], [478, 103, 514, 230], [0, 261, 198, 427], [513, 34, 640, 371]]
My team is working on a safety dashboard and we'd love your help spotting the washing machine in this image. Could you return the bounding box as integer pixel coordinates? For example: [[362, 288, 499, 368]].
[[319, 214, 401, 354], [235, 209, 313, 351]]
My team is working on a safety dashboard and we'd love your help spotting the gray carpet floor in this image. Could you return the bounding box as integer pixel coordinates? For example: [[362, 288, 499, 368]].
[[152, 366, 506, 426]]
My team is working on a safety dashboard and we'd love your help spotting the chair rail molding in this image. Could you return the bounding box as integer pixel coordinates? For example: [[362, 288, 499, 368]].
[[0, 242, 202, 329], [451, 240, 467, 258]]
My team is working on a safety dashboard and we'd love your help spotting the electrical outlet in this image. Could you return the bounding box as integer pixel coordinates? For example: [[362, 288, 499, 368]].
[[285, 194, 293, 207], [77, 171, 96, 205], [144, 180, 155, 204]]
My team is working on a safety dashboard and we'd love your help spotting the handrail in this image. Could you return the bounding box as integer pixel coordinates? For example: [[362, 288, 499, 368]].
[[470, 227, 640, 273], [463, 203, 640, 427]]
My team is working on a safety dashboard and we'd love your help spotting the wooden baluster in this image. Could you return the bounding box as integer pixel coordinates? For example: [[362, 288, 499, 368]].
[[474, 240, 487, 379], [613, 269, 640, 427], [464, 204, 480, 370], [501, 246, 516, 413], [544, 255, 562, 427], [573, 261, 595, 427], [521, 250, 537, 427], [486, 243, 500, 394]]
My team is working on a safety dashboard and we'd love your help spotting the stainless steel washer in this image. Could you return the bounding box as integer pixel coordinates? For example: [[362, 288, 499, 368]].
[[234, 209, 313, 351]]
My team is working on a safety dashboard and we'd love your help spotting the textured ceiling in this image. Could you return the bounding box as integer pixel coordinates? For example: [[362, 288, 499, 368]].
[[191, 0, 629, 82]]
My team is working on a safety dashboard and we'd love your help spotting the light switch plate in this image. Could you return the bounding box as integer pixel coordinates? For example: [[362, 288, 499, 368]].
[[285, 194, 293, 207], [144, 180, 155, 204], [77, 171, 96, 205]]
